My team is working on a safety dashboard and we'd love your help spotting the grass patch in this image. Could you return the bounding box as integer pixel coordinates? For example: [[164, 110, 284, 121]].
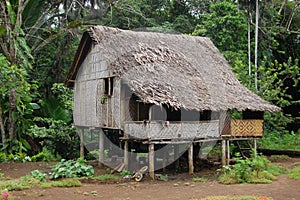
[[192, 177, 206, 182], [292, 162, 300, 166], [268, 155, 291, 162], [0, 175, 40, 191], [93, 174, 119, 181], [52, 179, 81, 187], [267, 164, 287, 176], [40, 182, 52, 188], [199, 196, 273, 200], [288, 166, 300, 180]]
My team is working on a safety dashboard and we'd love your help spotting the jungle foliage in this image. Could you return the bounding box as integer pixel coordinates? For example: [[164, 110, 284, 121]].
[[0, 0, 299, 157]]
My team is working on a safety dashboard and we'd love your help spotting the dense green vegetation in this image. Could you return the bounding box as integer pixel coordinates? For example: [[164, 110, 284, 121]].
[[0, 0, 299, 158], [259, 131, 300, 150], [217, 152, 286, 184]]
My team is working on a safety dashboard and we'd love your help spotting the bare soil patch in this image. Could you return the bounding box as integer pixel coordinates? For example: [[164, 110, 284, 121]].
[[0, 158, 299, 200]]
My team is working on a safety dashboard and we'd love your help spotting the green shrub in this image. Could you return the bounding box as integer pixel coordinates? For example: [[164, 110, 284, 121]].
[[120, 170, 132, 177], [259, 131, 300, 150], [288, 166, 300, 180], [31, 170, 47, 181], [0, 153, 7, 162], [218, 152, 285, 184], [50, 158, 94, 179], [31, 148, 57, 162]]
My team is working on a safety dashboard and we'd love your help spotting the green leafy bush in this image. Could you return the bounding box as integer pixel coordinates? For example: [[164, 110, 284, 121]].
[[31, 148, 57, 162], [259, 130, 300, 150], [7, 153, 29, 162], [30, 170, 47, 182], [120, 170, 132, 177], [0, 153, 7, 162], [50, 158, 94, 179], [288, 166, 300, 180], [218, 152, 285, 184]]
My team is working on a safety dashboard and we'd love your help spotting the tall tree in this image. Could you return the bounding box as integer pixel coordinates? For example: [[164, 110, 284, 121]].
[[0, 0, 35, 148]]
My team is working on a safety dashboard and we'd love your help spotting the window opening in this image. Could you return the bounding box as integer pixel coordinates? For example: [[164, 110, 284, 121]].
[[104, 77, 114, 96]]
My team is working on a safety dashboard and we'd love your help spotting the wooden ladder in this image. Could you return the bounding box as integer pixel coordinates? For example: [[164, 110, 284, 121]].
[[236, 140, 253, 158]]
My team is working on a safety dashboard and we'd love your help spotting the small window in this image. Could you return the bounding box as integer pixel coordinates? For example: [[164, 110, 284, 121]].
[[104, 77, 114, 96]]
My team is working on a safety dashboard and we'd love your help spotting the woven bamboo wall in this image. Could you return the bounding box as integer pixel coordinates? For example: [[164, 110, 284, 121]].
[[123, 121, 219, 140], [230, 119, 263, 137], [74, 45, 121, 128]]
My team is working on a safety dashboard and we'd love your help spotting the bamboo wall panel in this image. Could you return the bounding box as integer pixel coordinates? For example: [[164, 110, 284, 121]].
[[101, 96, 108, 126], [124, 122, 148, 139], [73, 81, 81, 125], [86, 80, 97, 126], [74, 45, 112, 127], [231, 119, 263, 137], [96, 80, 103, 126], [123, 121, 219, 140], [149, 122, 181, 139], [220, 111, 231, 136], [181, 121, 219, 139], [113, 79, 121, 128]]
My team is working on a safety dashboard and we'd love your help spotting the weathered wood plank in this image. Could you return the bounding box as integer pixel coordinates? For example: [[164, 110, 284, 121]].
[[149, 144, 155, 179], [188, 144, 194, 175]]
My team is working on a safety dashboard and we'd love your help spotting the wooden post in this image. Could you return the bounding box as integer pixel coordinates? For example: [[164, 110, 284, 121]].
[[80, 129, 84, 158], [188, 144, 194, 175], [98, 129, 104, 167], [226, 140, 230, 165], [253, 138, 257, 157], [163, 147, 167, 173], [124, 140, 129, 170], [149, 143, 155, 179], [222, 139, 226, 166], [174, 144, 179, 171]]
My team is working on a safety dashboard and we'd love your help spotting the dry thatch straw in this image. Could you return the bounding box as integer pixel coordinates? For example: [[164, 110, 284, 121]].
[[67, 26, 280, 112]]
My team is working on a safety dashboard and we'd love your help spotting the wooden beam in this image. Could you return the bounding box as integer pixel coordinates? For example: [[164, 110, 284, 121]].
[[163, 147, 167, 173], [226, 140, 230, 165], [80, 129, 84, 158], [253, 138, 257, 157], [98, 129, 104, 167], [222, 139, 226, 166], [124, 140, 129, 170], [188, 144, 194, 175], [149, 143, 155, 179], [174, 144, 179, 171]]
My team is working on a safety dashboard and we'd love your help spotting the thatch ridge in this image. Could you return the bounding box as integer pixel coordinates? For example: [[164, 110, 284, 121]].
[[68, 25, 280, 112]]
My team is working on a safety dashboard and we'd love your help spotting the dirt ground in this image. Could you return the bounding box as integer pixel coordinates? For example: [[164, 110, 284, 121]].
[[0, 158, 300, 200]]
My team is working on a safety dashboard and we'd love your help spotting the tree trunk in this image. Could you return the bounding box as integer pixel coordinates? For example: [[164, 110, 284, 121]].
[[8, 89, 17, 143], [254, 0, 259, 90], [0, 106, 6, 151], [248, 10, 252, 84]]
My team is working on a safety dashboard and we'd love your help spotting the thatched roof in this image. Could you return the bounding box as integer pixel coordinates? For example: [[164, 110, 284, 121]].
[[67, 26, 279, 112]]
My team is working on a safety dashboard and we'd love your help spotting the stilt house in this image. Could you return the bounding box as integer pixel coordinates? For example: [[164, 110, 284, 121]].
[[66, 26, 279, 177]]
